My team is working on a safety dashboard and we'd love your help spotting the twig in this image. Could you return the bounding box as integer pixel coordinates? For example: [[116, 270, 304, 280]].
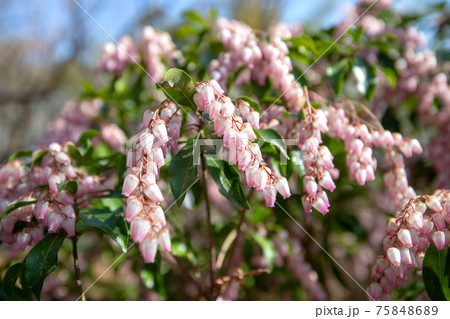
[[200, 151, 216, 297], [71, 235, 85, 301]]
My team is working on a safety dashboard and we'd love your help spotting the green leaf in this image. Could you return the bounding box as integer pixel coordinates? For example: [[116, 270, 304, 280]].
[[24, 232, 66, 300], [3, 263, 22, 298], [237, 96, 261, 113], [205, 157, 250, 209], [423, 245, 450, 301], [64, 180, 78, 195], [378, 66, 396, 88], [255, 129, 289, 159], [251, 233, 276, 271], [77, 129, 101, 146], [67, 144, 83, 166], [168, 139, 199, 206], [8, 150, 33, 162], [157, 68, 197, 109], [326, 59, 349, 95], [1, 200, 37, 222], [183, 10, 207, 25], [348, 26, 363, 42], [286, 35, 317, 55], [352, 58, 377, 100], [79, 208, 128, 253], [32, 150, 49, 167]]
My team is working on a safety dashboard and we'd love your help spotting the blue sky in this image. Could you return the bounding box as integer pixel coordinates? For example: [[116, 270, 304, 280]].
[[0, 0, 447, 62]]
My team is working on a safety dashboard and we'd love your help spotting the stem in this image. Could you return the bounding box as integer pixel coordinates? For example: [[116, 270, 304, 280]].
[[71, 235, 85, 301], [224, 207, 246, 275], [200, 152, 216, 298]]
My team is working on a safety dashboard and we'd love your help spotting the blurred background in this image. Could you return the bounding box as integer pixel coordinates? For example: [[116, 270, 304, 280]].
[[0, 0, 448, 160]]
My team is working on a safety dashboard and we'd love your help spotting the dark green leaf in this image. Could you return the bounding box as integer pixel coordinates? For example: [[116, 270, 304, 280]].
[[205, 157, 250, 209], [77, 129, 101, 146], [3, 263, 21, 298], [67, 144, 83, 166], [168, 139, 199, 206], [237, 96, 261, 113], [423, 245, 450, 301], [255, 129, 289, 159], [32, 150, 49, 167], [63, 180, 78, 195], [348, 26, 363, 42], [286, 35, 317, 55], [25, 232, 66, 300], [378, 66, 396, 88], [8, 150, 33, 162], [1, 200, 37, 222], [157, 68, 197, 109], [79, 208, 128, 253], [326, 59, 349, 95]]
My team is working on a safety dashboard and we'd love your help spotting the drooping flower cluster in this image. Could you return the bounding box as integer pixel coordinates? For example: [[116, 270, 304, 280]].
[[272, 230, 327, 300], [141, 26, 184, 83], [193, 79, 291, 207], [325, 101, 422, 208], [368, 189, 450, 300], [122, 101, 182, 263], [297, 90, 336, 215], [209, 18, 305, 111], [0, 143, 114, 251], [340, 0, 449, 189], [98, 35, 139, 77], [40, 99, 103, 145], [98, 27, 183, 82]]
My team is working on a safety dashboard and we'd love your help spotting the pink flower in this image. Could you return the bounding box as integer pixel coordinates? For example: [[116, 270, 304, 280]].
[[431, 231, 446, 250], [130, 218, 150, 243], [62, 218, 76, 237], [247, 110, 260, 129], [318, 171, 335, 192], [397, 229, 413, 248], [16, 232, 31, 251], [214, 115, 232, 137], [122, 174, 139, 196], [208, 101, 222, 119], [48, 175, 61, 194], [253, 168, 269, 191], [275, 177, 291, 199], [144, 183, 164, 204], [48, 213, 64, 233], [312, 197, 328, 215], [35, 201, 49, 220], [149, 206, 166, 226], [223, 129, 236, 148], [158, 229, 171, 252], [386, 247, 401, 266], [140, 238, 158, 263], [237, 150, 251, 171], [263, 186, 277, 207], [125, 198, 143, 222]]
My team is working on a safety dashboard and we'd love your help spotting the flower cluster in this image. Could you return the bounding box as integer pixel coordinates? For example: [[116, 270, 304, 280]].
[[368, 190, 449, 300], [122, 101, 181, 263], [273, 230, 327, 300], [297, 90, 336, 215], [99, 27, 183, 82], [98, 35, 139, 77], [0, 143, 114, 251], [40, 99, 103, 145], [325, 102, 422, 208], [193, 79, 291, 207], [209, 18, 304, 111], [141, 26, 184, 83]]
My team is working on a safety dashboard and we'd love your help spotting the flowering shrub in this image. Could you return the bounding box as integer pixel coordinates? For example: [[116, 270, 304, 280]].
[[0, 1, 448, 301]]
